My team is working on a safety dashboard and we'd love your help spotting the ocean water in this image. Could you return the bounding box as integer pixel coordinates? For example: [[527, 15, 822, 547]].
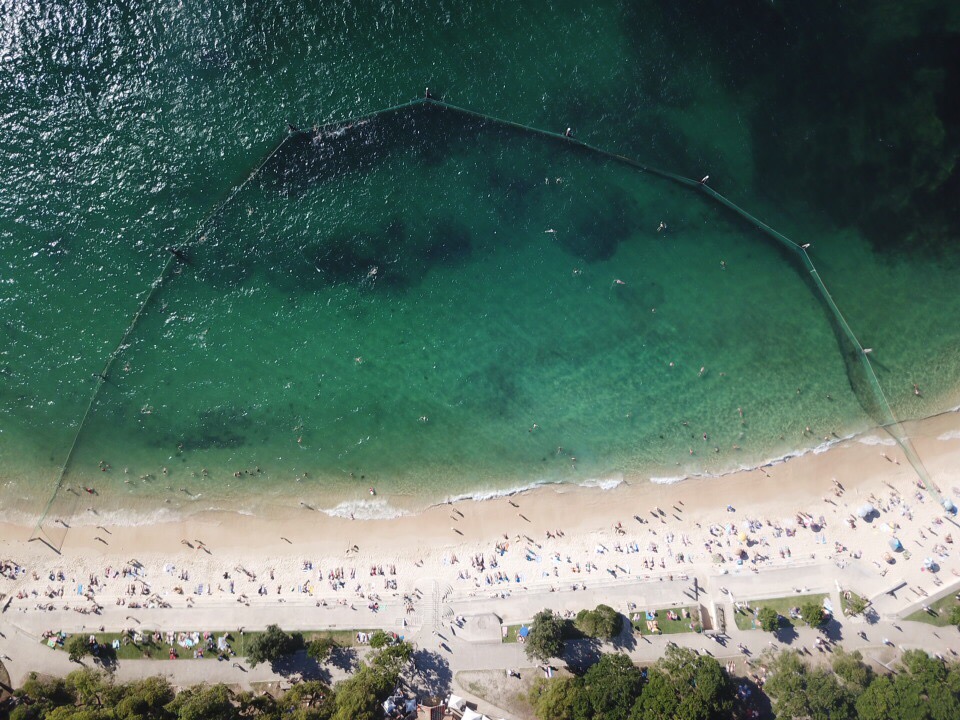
[[1, 1, 959, 525]]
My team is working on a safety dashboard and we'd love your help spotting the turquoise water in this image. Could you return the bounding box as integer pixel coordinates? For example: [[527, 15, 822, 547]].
[[2, 2, 959, 524]]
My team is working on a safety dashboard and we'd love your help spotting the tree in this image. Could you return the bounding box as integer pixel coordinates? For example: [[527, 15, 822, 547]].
[[112, 676, 175, 719], [67, 635, 92, 664], [764, 651, 855, 720], [632, 645, 732, 720], [831, 649, 872, 691], [845, 593, 869, 616], [330, 664, 394, 720], [801, 602, 827, 628], [581, 653, 644, 720], [854, 675, 899, 720], [528, 677, 584, 720], [370, 640, 413, 678], [948, 605, 960, 627], [367, 630, 391, 649], [757, 606, 780, 632], [245, 625, 303, 668], [166, 684, 238, 720], [307, 636, 338, 664], [525, 610, 565, 662], [279, 680, 334, 720], [575, 604, 623, 640]]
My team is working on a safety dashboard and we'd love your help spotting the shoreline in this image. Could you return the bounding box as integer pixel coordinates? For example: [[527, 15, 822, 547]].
[[7, 401, 958, 531], [2, 406, 958, 557]]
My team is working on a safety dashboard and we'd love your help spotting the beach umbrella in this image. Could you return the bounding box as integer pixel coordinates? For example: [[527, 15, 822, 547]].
[[943, 498, 956, 513], [888, 537, 902, 551], [738, 531, 748, 542], [856, 503, 875, 519]]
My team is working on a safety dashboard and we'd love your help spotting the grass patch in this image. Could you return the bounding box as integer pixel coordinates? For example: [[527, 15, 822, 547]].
[[905, 593, 960, 627], [630, 607, 700, 636], [501, 619, 585, 644], [840, 591, 869, 617], [734, 594, 827, 631], [42, 628, 377, 660], [502, 624, 524, 643]]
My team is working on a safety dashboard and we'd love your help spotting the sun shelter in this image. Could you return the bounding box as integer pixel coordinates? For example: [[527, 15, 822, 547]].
[[518, 626, 530, 639], [447, 695, 467, 714], [888, 537, 902, 551], [462, 710, 486, 720], [856, 503, 875, 519]]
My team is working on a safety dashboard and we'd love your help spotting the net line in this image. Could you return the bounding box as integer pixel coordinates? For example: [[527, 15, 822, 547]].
[[31, 95, 941, 548], [31, 98, 437, 549], [31, 131, 296, 548], [420, 97, 937, 500]]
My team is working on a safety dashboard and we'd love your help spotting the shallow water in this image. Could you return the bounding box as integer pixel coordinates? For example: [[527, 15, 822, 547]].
[[1, 1, 959, 526]]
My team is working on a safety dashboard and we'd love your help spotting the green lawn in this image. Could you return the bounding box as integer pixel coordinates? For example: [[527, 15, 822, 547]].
[[502, 624, 524, 643], [840, 591, 869, 618], [631, 607, 700, 636], [734, 594, 827, 631], [42, 628, 376, 660], [905, 593, 960, 627]]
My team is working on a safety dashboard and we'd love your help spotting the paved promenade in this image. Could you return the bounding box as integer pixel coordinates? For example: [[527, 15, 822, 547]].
[[3, 557, 959, 717]]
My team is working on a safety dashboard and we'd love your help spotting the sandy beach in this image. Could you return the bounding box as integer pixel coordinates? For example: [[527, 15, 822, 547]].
[[2, 407, 959, 631]]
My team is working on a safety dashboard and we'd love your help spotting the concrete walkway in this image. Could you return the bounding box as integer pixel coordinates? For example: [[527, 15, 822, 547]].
[[2, 560, 958, 717]]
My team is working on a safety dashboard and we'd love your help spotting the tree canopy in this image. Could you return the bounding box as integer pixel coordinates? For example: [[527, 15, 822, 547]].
[[757, 606, 780, 632], [575, 604, 623, 641], [245, 625, 304, 668], [525, 609, 566, 662]]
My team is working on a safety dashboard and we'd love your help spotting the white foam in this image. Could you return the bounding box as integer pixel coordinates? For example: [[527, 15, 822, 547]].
[[650, 475, 687, 485], [442, 479, 558, 504], [321, 499, 409, 520], [937, 430, 960, 441], [579, 475, 624, 491], [857, 435, 896, 447]]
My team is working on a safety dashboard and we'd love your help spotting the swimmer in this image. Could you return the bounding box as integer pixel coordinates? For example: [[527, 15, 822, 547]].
[[572, 268, 582, 276], [698, 366, 705, 377], [529, 423, 539, 432], [913, 383, 922, 397], [418, 416, 429, 423], [700, 175, 710, 185], [369, 487, 376, 496], [544, 228, 557, 234], [564, 127, 572, 138], [801, 243, 811, 249], [366, 266, 378, 279], [613, 279, 625, 286], [355, 356, 363, 363], [720, 260, 727, 270], [658, 221, 667, 232], [738, 407, 743, 418]]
